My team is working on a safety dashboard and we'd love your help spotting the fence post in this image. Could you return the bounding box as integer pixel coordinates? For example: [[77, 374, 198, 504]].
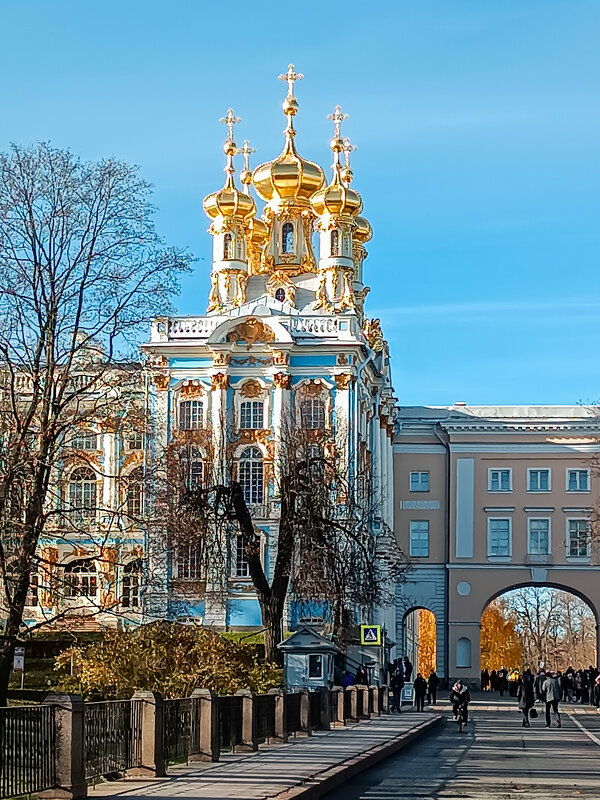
[[357, 685, 369, 719], [40, 693, 86, 800], [235, 690, 257, 752], [370, 685, 380, 717], [129, 691, 165, 777], [299, 689, 312, 736], [318, 687, 331, 731], [190, 689, 219, 762], [345, 685, 358, 722], [268, 688, 288, 744], [330, 686, 345, 728], [380, 684, 389, 714]]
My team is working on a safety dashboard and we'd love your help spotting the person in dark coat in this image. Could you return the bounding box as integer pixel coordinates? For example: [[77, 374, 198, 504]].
[[403, 656, 413, 683], [497, 667, 508, 697], [355, 666, 368, 686], [413, 672, 427, 711], [490, 669, 498, 692], [342, 671, 354, 688], [390, 670, 405, 713], [450, 680, 471, 725], [481, 668, 490, 691], [534, 669, 546, 702], [594, 675, 600, 710], [517, 670, 535, 727], [427, 669, 440, 705]]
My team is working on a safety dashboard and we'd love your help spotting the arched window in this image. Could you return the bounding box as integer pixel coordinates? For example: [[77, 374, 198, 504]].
[[68, 467, 96, 522], [121, 559, 142, 608], [64, 559, 97, 598], [179, 400, 204, 430], [330, 229, 340, 256], [281, 223, 294, 254], [240, 401, 264, 430], [125, 467, 143, 520], [72, 429, 97, 451], [239, 447, 264, 505], [275, 288, 286, 303], [456, 637, 471, 668], [223, 232, 233, 260], [300, 398, 326, 430]]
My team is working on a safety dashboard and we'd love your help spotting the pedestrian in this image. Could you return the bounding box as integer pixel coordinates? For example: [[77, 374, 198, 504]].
[[490, 669, 498, 692], [450, 680, 471, 726], [517, 669, 535, 727], [594, 675, 600, 711], [498, 666, 508, 697], [342, 670, 354, 688], [427, 669, 440, 705], [535, 669, 546, 702], [481, 668, 490, 691], [390, 669, 405, 713], [355, 666, 367, 685], [542, 671, 562, 728], [414, 672, 427, 711], [403, 656, 413, 683]]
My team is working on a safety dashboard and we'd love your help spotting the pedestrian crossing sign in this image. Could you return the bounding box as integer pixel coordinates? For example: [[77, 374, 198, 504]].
[[360, 625, 382, 645]]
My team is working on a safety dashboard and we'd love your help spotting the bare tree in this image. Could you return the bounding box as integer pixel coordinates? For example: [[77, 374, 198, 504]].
[[0, 143, 191, 703]]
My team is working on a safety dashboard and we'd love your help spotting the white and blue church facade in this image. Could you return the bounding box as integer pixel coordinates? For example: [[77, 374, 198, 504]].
[[142, 66, 396, 636]]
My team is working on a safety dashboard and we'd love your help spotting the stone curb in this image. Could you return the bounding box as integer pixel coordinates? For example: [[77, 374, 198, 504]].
[[273, 715, 443, 800]]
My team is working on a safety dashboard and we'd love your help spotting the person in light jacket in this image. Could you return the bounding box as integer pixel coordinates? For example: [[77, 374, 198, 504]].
[[542, 671, 562, 728]]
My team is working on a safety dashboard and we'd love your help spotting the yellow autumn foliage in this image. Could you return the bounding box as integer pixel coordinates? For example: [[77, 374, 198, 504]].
[[417, 609, 437, 674], [480, 602, 522, 671]]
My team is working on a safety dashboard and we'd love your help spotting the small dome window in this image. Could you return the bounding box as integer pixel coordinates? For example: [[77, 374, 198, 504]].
[[281, 223, 294, 254], [275, 288, 286, 303], [223, 232, 233, 260], [331, 230, 340, 256]]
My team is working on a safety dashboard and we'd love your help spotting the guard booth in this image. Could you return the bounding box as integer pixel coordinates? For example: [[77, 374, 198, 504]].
[[278, 626, 340, 689]]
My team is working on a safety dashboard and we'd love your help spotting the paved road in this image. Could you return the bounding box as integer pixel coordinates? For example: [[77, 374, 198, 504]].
[[325, 704, 600, 799]]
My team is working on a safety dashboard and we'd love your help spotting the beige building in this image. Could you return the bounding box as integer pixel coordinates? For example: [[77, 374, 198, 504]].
[[394, 405, 600, 686]]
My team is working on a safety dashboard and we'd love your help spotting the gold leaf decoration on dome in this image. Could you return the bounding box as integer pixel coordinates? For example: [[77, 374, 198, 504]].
[[226, 318, 275, 349]]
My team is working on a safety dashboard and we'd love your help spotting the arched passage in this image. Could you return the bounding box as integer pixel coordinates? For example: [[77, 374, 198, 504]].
[[403, 607, 438, 676]]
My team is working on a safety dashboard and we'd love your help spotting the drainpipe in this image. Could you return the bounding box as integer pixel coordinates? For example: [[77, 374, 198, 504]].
[[434, 422, 450, 687]]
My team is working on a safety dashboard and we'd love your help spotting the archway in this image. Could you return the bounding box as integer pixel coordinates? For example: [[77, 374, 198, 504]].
[[403, 608, 437, 676], [481, 584, 598, 678]]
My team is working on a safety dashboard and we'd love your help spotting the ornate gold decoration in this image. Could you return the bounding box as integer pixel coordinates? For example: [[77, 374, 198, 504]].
[[240, 379, 263, 398], [303, 380, 326, 397], [211, 373, 229, 391], [181, 382, 205, 398], [337, 354, 349, 366], [148, 354, 168, 368], [153, 373, 170, 391], [237, 428, 270, 445], [363, 318, 385, 353], [211, 351, 231, 366], [207, 273, 223, 313], [272, 350, 290, 366], [334, 373, 353, 390], [279, 253, 296, 264], [226, 317, 275, 349], [273, 372, 292, 390]]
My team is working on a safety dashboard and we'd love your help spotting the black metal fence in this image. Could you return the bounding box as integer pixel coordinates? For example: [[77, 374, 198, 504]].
[[0, 704, 55, 799], [84, 699, 140, 780], [162, 697, 201, 764], [218, 695, 243, 750], [255, 693, 275, 742], [309, 690, 321, 728], [285, 692, 301, 734]]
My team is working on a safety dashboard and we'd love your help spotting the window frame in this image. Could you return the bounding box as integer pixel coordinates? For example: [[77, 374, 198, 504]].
[[67, 467, 97, 523], [527, 467, 551, 493], [239, 400, 265, 430], [300, 397, 326, 430], [409, 471, 430, 493], [281, 222, 294, 254], [178, 399, 204, 431], [527, 517, 551, 555], [176, 538, 203, 580], [409, 520, 430, 557], [487, 517, 512, 558], [238, 446, 264, 506], [566, 518, 591, 559], [64, 558, 98, 599], [487, 468, 512, 493], [566, 468, 590, 493], [308, 654, 323, 679], [121, 559, 142, 608]]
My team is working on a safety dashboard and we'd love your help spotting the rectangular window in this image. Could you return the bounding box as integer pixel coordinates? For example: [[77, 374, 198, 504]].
[[528, 518, 550, 555], [528, 469, 550, 492], [177, 540, 203, 580], [409, 472, 429, 492], [25, 574, 39, 607], [488, 518, 511, 557], [240, 401, 264, 430], [308, 654, 323, 679], [409, 520, 429, 557], [567, 469, 589, 492], [179, 400, 204, 430], [127, 432, 143, 451], [234, 535, 250, 578], [567, 520, 590, 558], [488, 469, 511, 492]]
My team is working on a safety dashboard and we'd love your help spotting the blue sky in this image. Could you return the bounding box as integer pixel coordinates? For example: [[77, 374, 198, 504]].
[[1, 0, 599, 405]]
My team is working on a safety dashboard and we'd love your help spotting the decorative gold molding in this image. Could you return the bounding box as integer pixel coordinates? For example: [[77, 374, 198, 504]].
[[363, 318, 385, 353], [211, 351, 231, 366], [211, 373, 229, 391], [334, 373, 353, 390], [153, 373, 170, 391], [272, 350, 290, 366], [181, 382, 205, 398], [273, 372, 292, 390], [240, 379, 263, 398], [337, 353, 349, 366], [226, 317, 275, 349]]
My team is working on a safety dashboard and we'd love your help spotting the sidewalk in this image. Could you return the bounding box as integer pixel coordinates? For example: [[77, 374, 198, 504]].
[[90, 711, 441, 800]]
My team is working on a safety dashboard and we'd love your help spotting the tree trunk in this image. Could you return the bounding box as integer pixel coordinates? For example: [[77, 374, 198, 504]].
[[259, 595, 285, 665]]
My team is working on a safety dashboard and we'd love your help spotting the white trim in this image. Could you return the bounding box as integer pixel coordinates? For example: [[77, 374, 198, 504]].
[[524, 507, 554, 512], [450, 443, 600, 453], [445, 563, 600, 570], [484, 507, 515, 512], [487, 516, 512, 558], [527, 517, 551, 556], [487, 467, 512, 493], [527, 467, 552, 493], [566, 517, 591, 559], [565, 467, 591, 493], [409, 520, 430, 558], [393, 444, 446, 454], [409, 470, 430, 492]]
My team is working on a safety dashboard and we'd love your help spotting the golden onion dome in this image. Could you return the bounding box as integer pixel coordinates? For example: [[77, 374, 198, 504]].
[[354, 216, 372, 243], [252, 64, 325, 204], [248, 216, 268, 245], [203, 112, 257, 223], [310, 168, 363, 218]]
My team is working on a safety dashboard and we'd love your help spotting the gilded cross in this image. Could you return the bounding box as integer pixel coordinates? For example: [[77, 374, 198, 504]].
[[236, 140, 256, 171], [343, 137, 357, 166], [219, 108, 241, 141], [327, 105, 348, 138], [278, 64, 303, 97]]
